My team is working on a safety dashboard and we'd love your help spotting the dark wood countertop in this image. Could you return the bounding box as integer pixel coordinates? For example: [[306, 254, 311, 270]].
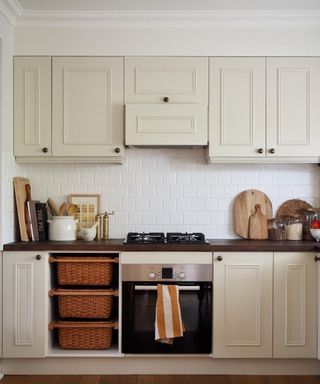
[[3, 239, 320, 252]]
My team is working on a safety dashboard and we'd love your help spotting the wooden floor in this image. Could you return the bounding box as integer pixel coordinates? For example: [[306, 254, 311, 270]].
[[1, 376, 320, 384]]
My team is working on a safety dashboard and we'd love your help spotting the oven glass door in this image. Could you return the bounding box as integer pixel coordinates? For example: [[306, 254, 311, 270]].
[[122, 282, 212, 354]]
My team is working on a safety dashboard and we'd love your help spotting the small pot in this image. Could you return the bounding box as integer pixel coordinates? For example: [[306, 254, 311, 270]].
[[47, 216, 78, 241]]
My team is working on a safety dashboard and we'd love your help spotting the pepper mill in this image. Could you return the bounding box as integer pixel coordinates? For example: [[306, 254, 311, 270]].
[[103, 211, 114, 240]]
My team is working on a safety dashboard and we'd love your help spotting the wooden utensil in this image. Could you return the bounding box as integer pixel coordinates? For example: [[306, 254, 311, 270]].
[[249, 204, 268, 240], [59, 203, 68, 216], [13, 177, 30, 242], [47, 198, 59, 216], [67, 204, 78, 216], [233, 189, 273, 239]]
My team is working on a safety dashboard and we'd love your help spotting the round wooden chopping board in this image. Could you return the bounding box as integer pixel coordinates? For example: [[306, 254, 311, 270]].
[[275, 199, 314, 219], [233, 189, 273, 239]]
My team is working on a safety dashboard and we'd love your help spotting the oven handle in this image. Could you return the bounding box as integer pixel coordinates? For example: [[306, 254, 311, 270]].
[[134, 285, 200, 291]]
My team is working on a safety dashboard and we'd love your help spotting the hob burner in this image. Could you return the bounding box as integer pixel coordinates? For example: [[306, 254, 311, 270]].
[[124, 232, 207, 244]]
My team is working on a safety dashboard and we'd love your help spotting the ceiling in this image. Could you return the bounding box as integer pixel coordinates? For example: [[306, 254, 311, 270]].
[[16, 0, 320, 11]]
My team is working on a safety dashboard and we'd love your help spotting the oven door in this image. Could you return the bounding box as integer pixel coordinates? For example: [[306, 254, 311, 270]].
[[122, 282, 212, 354]]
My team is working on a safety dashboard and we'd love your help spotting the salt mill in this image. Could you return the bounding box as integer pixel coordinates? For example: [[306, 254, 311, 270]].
[[103, 211, 114, 240]]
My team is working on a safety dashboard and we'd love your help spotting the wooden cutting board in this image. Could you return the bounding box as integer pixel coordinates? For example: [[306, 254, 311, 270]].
[[234, 189, 273, 239], [249, 204, 269, 240], [13, 177, 30, 242]]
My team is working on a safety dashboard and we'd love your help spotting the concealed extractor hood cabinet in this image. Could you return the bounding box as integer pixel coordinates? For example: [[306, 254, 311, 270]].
[[124, 57, 208, 146]]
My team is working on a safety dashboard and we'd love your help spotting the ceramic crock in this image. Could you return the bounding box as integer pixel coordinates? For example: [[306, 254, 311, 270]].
[[47, 216, 78, 241]]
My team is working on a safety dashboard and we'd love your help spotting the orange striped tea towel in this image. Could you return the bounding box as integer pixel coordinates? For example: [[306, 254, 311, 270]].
[[155, 284, 184, 344]]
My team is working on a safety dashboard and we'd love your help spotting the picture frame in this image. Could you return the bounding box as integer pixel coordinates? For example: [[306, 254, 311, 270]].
[[68, 194, 100, 233]]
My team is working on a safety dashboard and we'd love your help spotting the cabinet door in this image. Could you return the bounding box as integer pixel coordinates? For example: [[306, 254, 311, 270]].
[[14, 57, 51, 157], [125, 57, 208, 104], [274, 252, 317, 358], [267, 58, 320, 158], [3, 252, 48, 358], [52, 57, 123, 157], [213, 252, 273, 358], [209, 58, 265, 158], [125, 104, 207, 146]]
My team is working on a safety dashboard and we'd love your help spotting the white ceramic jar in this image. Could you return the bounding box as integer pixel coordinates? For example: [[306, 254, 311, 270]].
[[48, 216, 78, 241]]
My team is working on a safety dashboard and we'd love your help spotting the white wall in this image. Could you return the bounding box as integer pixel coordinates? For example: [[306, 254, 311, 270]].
[[1, 14, 320, 243]]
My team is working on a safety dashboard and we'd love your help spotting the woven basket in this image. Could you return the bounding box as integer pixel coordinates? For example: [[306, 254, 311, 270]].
[[49, 289, 118, 319], [49, 321, 116, 350], [49, 256, 118, 286]]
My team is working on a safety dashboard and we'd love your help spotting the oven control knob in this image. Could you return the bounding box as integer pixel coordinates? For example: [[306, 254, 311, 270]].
[[179, 272, 186, 280], [148, 272, 156, 279]]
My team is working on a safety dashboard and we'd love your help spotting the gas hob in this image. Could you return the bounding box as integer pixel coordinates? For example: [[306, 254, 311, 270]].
[[124, 232, 208, 244]]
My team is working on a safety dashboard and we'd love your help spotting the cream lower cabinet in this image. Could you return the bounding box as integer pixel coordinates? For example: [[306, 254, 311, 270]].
[[213, 252, 273, 358], [3, 252, 49, 358], [274, 252, 317, 358]]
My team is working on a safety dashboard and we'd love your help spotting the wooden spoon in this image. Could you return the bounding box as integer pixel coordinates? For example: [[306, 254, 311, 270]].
[[67, 204, 78, 216], [59, 203, 68, 216]]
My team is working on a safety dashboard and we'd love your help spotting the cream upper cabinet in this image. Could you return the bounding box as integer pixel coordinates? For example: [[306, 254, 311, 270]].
[[125, 57, 208, 146], [273, 252, 317, 358], [14, 56, 124, 163], [209, 57, 266, 159], [52, 57, 124, 158], [3, 252, 48, 358], [14, 57, 52, 157], [213, 252, 273, 358], [267, 58, 320, 158]]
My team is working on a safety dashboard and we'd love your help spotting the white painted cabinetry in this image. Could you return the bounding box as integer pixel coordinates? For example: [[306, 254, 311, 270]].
[[209, 57, 266, 158], [125, 57, 208, 146], [14, 57, 51, 157], [3, 252, 48, 358], [213, 252, 273, 358], [208, 57, 320, 163], [273, 252, 317, 358], [52, 57, 124, 159], [267, 58, 320, 158], [14, 56, 124, 163]]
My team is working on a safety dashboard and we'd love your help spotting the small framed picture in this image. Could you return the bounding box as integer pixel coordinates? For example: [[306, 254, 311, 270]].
[[69, 194, 100, 233]]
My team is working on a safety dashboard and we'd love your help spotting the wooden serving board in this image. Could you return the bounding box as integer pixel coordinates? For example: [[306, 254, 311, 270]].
[[249, 204, 268, 240], [13, 177, 30, 242], [276, 199, 314, 219], [234, 189, 273, 239]]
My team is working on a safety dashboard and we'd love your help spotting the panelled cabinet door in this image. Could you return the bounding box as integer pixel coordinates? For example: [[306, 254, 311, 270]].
[[125, 104, 207, 146], [209, 58, 265, 158], [274, 252, 317, 358], [52, 57, 123, 157], [213, 252, 273, 358], [125, 57, 208, 104], [267, 58, 320, 158], [14, 57, 51, 157], [3, 252, 48, 358]]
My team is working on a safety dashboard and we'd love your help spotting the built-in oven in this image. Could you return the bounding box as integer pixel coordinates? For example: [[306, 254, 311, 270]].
[[121, 252, 212, 354]]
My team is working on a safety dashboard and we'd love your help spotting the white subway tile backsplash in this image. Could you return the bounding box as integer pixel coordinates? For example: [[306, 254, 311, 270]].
[[3, 150, 319, 243]]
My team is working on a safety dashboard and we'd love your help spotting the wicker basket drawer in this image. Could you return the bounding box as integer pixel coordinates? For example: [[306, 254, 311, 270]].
[[49, 321, 117, 350], [49, 256, 118, 286], [49, 289, 118, 319]]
